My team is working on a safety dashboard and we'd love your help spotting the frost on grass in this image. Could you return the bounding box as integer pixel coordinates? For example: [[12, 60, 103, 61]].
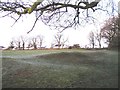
[[2, 50, 118, 88]]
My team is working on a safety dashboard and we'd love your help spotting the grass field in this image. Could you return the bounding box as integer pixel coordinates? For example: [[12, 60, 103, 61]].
[[1, 49, 118, 88]]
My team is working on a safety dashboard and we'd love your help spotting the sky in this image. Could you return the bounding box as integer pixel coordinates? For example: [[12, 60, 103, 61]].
[[0, 0, 119, 48]]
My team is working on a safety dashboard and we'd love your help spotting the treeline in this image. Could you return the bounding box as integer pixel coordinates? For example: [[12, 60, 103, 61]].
[[8, 35, 45, 50], [88, 14, 120, 50], [7, 33, 69, 50], [7, 14, 120, 50]]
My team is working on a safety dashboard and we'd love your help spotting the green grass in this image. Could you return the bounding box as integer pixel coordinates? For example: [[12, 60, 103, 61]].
[[1, 49, 118, 88]]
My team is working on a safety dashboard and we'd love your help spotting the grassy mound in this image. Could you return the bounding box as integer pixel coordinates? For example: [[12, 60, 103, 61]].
[[35, 51, 107, 65]]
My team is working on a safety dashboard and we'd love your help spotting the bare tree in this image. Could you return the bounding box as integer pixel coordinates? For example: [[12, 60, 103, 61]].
[[88, 31, 96, 48], [31, 37, 38, 49], [12, 36, 27, 50], [54, 33, 68, 48], [37, 35, 44, 48], [20, 36, 27, 50], [100, 15, 119, 48], [54, 33, 62, 48], [95, 30, 102, 48], [0, 0, 117, 32]]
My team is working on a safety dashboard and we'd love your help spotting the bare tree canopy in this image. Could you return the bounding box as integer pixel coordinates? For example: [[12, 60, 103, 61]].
[[0, 0, 117, 32], [100, 15, 120, 48]]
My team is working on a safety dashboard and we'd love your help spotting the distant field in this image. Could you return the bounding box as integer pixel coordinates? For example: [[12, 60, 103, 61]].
[[1, 49, 118, 88]]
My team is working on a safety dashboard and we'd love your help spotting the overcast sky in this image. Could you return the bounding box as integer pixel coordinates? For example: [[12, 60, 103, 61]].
[[0, 0, 119, 48]]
